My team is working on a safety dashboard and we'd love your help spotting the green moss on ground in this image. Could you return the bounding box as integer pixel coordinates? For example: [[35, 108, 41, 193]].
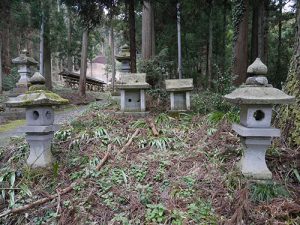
[[0, 119, 26, 132]]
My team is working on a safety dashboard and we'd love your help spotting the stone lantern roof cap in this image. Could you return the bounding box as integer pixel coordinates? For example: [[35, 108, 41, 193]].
[[6, 71, 68, 108], [224, 58, 295, 105], [165, 79, 193, 91], [247, 58, 267, 75], [12, 49, 38, 66], [223, 86, 295, 105], [115, 44, 130, 61], [117, 73, 150, 89], [30, 72, 46, 85]]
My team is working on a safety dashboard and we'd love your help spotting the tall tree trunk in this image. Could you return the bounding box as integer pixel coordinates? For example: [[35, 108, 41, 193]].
[[263, 0, 270, 65], [0, 38, 2, 94], [129, 0, 136, 73], [67, 8, 73, 72], [251, 0, 259, 61], [2, 0, 11, 71], [207, 0, 213, 89], [221, 0, 227, 74], [233, 0, 249, 85], [40, 14, 45, 75], [110, 17, 116, 92], [44, 4, 52, 90], [79, 29, 88, 97], [275, 0, 283, 88], [257, 0, 265, 61], [278, 0, 300, 147], [142, 0, 155, 59], [177, 3, 182, 79], [251, 0, 265, 62]]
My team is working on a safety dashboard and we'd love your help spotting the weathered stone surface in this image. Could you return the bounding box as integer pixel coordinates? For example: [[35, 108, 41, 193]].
[[240, 105, 273, 128], [26, 107, 54, 126], [6, 90, 69, 108], [245, 76, 269, 86], [224, 58, 295, 181], [5, 69, 68, 168], [247, 58, 268, 75], [117, 73, 150, 89], [26, 132, 54, 168], [165, 79, 193, 91], [118, 73, 150, 112], [224, 86, 295, 105], [19, 124, 59, 133], [12, 49, 38, 66], [115, 45, 131, 73], [30, 72, 46, 85], [240, 137, 273, 180], [232, 124, 280, 137]]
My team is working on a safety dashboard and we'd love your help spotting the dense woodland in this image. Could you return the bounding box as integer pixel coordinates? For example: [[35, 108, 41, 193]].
[[0, 0, 300, 224]]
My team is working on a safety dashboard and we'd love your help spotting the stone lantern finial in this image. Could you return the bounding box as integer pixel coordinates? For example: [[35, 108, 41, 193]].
[[246, 58, 269, 86], [21, 49, 29, 56], [247, 58, 268, 75]]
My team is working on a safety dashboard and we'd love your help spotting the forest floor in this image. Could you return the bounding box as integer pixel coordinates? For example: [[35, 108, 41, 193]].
[[0, 94, 299, 225]]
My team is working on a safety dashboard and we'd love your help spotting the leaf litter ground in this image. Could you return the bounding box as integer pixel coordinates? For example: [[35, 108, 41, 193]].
[[0, 102, 299, 224]]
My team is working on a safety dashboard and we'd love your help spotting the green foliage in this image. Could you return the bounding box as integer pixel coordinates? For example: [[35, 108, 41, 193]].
[[137, 184, 153, 205], [3, 68, 19, 91], [130, 164, 148, 182], [149, 137, 174, 151], [192, 91, 232, 114], [170, 210, 186, 225], [0, 170, 16, 208], [213, 65, 235, 95], [207, 110, 240, 125], [250, 182, 289, 203], [155, 113, 173, 125], [54, 129, 72, 141], [187, 200, 218, 224], [138, 48, 175, 87], [130, 119, 147, 128], [146, 203, 166, 223]]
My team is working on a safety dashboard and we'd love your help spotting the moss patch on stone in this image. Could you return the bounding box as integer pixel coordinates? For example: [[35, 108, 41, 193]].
[[0, 119, 25, 133]]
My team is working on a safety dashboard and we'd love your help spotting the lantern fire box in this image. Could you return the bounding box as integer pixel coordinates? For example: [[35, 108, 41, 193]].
[[165, 79, 193, 112], [117, 73, 150, 113]]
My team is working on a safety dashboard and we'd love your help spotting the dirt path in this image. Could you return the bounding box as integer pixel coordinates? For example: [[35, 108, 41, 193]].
[[0, 104, 91, 147]]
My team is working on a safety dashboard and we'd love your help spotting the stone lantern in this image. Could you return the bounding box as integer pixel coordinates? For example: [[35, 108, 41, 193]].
[[165, 79, 193, 111], [117, 73, 150, 113], [12, 49, 38, 94], [6, 72, 68, 167], [115, 44, 131, 73], [224, 58, 294, 180]]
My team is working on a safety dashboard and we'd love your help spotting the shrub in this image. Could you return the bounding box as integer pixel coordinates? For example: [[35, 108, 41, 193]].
[[138, 48, 175, 87], [191, 91, 232, 114], [3, 67, 20, 91]]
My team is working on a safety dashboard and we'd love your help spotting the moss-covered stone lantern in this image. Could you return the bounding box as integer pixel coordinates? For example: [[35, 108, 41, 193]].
[[115, 44, 131, 73], [12, 49, 38, 94], [6, 72, 68, 167], [165, 79, 193, 111], [224, 58, 295, 180], [117, 73, 150, 113]]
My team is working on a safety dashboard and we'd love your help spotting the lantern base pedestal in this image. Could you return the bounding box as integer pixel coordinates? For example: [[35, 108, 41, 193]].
[[239, 137, 272, 180], [26, 132, 54, 168]]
